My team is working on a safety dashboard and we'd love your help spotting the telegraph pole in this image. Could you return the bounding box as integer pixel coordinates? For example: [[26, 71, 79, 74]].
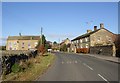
[[41, 27, 43, 45], [59, 38, 60, 51]]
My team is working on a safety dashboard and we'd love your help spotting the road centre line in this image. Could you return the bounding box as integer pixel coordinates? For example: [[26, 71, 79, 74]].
[[98, 74, 109, 83], [61, 61, 64, 64], [86, 65, 93, 70], [83, 63, 93, 70], [75, 60, 78, 63]]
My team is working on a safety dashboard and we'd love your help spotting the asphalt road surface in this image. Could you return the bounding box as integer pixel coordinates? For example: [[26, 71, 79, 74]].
[[37, 52, 119, 82]]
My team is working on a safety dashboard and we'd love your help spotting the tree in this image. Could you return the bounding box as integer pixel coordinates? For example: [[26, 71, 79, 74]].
[[53, 41, 57, 44], [60, 44, 67, 52], [0, 46, 6, 50], [37, 35, 46, 48], [36, 35, 47, 55]]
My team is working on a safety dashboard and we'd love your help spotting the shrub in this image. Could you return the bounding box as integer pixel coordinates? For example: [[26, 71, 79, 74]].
[[76, 48, 89, 53], [37, 44, 46, 56], [11, 63, 21, 73]]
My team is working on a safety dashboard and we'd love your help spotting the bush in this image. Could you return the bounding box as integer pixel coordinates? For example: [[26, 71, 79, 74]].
[[60, 44, 67, 52], [76, 48, 89, 53], [11, 63, 21, 73], [37, 44, 46, 56]]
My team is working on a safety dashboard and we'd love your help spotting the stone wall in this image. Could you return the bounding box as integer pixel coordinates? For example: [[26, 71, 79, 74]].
[[90, 45, 113, 56], [90, 29, 116, 47]]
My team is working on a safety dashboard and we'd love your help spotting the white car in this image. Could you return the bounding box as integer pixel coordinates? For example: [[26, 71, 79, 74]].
[[48, 49, 52, 52]]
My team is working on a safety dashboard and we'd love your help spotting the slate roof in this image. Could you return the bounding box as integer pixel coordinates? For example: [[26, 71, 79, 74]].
[[7, 36, 40, 40], [71, 28, 115, 41]]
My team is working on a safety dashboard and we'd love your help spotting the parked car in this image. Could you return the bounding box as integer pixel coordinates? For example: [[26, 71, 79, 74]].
[[48, 49, 52, 52]]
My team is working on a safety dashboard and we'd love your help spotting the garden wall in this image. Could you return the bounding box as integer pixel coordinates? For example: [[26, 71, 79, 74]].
[[90, 45, 113, 56]]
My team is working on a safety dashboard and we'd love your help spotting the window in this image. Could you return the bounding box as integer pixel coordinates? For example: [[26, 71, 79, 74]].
[[34, 42, 38, 47], [74, 41, 76, 44], [86, 44, 89, 48], [85, 38, 88, 42], [77, 40, 79, 43], [75, 40, 77, 43], [92, 36, 95, 41], [22, 42, 24, 48], [72, 42, 73, 44], [108, 37, 111, 41], [80, 45, 83, 48], [97, 36, 101, 41], [28, 42, 31, 48], [14, 42, 17, 46], [80, 39, 82, 43]]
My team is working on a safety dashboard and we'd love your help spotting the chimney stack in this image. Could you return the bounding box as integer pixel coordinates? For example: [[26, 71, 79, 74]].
[[19, 33, 21, 36], [100, 23, 104, 29], [94, 26, 97, 31], [87, 30, 92, 33]]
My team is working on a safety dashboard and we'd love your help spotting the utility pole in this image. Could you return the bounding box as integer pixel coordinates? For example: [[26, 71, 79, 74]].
[[41, 27, 43, 45], [59, 38, 60, 51]]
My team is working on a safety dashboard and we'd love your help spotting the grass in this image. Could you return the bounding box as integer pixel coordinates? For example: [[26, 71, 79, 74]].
[[2, 53, 55, 81]]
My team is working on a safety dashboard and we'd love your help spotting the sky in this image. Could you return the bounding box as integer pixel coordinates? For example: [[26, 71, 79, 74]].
[[1, 2, 118, 45]]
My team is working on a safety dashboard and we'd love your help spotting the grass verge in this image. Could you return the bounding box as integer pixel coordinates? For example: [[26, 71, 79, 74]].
[[2, 53, 55, 81]]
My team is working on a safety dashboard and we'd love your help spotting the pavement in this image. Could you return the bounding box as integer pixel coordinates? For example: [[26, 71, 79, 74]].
[[88, 54, 119, 64], [60, 52, 120, 63], [37, 52, 119, 82]]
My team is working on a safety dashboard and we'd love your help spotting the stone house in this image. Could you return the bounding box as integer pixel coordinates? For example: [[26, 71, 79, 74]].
[[71, 23, 116, 55], [60, 38, 71, 46], [6, 35, 40, 50], [60, 38, 71, 52]]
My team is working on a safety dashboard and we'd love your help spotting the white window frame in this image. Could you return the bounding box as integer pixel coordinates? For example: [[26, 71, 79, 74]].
[[80, 39, 82, 43], [85, 38, 88, 42], [80, 45, 83, 48], [86, 44, 89, 48], [34, 42, 38, 47], [28, 42, 31, 48]]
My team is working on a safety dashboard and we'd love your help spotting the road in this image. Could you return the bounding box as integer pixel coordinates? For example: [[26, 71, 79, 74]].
[[37, 52, 119, 82]]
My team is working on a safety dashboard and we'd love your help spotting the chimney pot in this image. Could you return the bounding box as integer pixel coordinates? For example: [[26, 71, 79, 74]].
[[19, 33, 21, 36], [100, 23, 104, 29], [87, 30, 92, 33], [94, 26, 97, 31]]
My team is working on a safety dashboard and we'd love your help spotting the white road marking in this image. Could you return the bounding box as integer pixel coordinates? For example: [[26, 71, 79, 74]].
[[75, 61, 77, 63], [98, 74, 109, 83], [67, 61, 69, 64], [83, 63, 93, 70], [83, 63, 86, 66], [86, 65, 93, 70], [79, 60, 82, 62]]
